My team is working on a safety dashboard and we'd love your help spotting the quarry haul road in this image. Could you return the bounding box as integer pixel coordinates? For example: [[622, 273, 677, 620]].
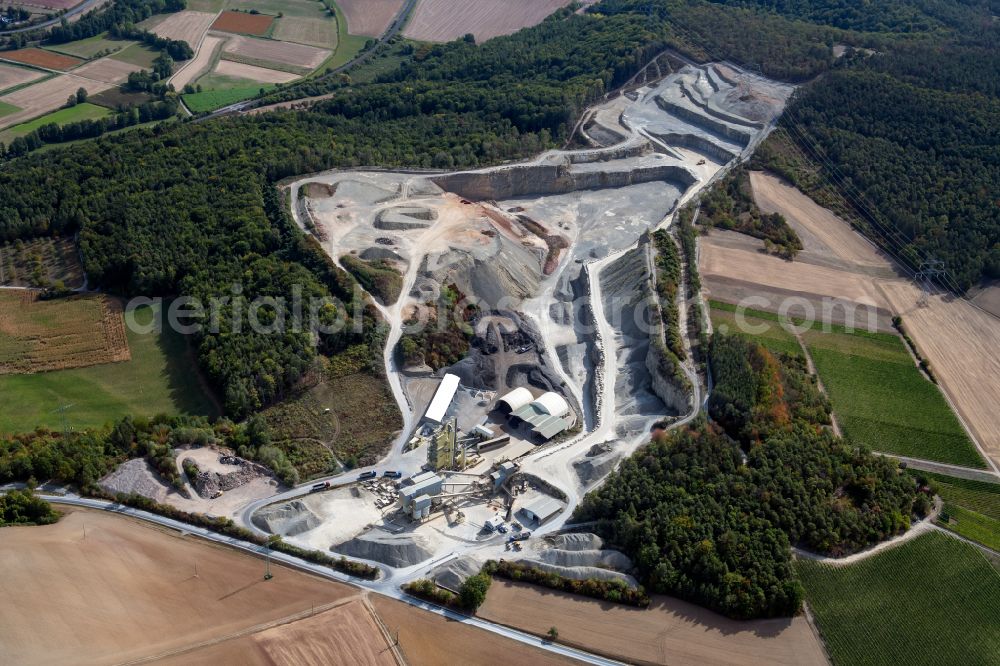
[[35, 493, 623, 666]]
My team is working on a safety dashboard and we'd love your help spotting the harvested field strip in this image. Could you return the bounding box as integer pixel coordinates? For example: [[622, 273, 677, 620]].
[[211, 10, 275, 36], [272, 15, 337, 49], [222, 34, 331, 70], [478, 580, 827, 665], [108, 43, 161, 68], [43, 33, 132, 59], [0, 290, 129, 374], [170, 33, 226, 90], [0, 102, 111, 144], [797, 531, 1000, 666], [0, 301, 216, 432], [72, 57, 141, 84], [219, 51, 310, 76], [0, 47, 82, 71], [805, 330, 984, 469], [0, 62, 45, 93], [403, 0, 570, 43], [139, 10, 217, 44], [0, 508, 355, 665], [213, 59, 298, 84], [939, 504, 1000, 552], [325, 0, 369, 70], [915, 470, 1000, 521], [0, 74, 112, 131], [337, 0, 403, 37]]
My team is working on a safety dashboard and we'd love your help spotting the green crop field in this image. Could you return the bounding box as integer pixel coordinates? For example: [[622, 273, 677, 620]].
[[805, 328, 984, 468], [939, 504, 1000, 552], [708, 303, 802, 356], [324, 0, 369, 71], [0, 301, 217, 433], [0, 101, 18, 118], [45, 33, 133, 60], [798, 531, 1000, 666], [914, 470, 1000, 520], [0, 103, 111, 145], [183, 84, 275, 112]]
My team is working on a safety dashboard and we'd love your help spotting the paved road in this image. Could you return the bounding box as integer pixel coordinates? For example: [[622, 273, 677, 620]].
[[0, 0, 105, 35], [36, 492, 621, 666]]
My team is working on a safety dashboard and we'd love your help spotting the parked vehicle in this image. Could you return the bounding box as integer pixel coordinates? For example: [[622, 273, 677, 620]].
[[358, 470, 377, 480], [310, 481, 331, 492], [497, 524, 508, 534], [383, 470, 402, 479]]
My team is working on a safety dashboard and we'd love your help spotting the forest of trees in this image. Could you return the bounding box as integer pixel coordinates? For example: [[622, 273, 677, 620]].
[[576, 334, 922, 619], [0, 489, 59, 527]]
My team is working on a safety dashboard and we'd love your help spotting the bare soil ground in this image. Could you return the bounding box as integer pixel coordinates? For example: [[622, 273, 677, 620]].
[[0, 47, 81, 70], [479, 581, 827, 665], [0, 62, 45, 91], [153, 598, 400, 665], [969, 283, 1000, 318], [750, 171, 893, 273], [699, 236, 888, 308], [0, 73, 112, 129], [0, 508, 357, 666], [142, 10, 218, 44], [0, 291, 130, 374], [370, 594, 575, 666], [338, 0, 403, 37], [403, 0, 570, 43], [222, 34, 330, 70], [877, 280, 1000, 470], [73, 56, 141, 84], [211, 10, 274, 36], [213, 59, 299, 83], [169, 33, 225, 90]]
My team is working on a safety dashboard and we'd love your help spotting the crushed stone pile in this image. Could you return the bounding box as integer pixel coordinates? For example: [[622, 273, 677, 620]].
[[252, 499, 321, 537], [186, 455, 269, 498], [430, 555, 483, 593], [512, 558, 638, 588], [573, 444, 622, 485], [334, 530, 437, 568], [545, 532, 604, 550], [536, 547, 633, 571]]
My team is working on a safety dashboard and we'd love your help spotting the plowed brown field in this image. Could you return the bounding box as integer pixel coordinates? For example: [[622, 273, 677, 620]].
[[211, 10, 274, 36], [0, 47, 81, 70], [0, 508, 357, 666], [478, 581, 828, 665]]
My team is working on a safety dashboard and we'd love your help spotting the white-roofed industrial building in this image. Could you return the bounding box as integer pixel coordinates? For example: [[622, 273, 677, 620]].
[[520, 496, 564, 525], [423, 373, 461, 424], [507, 390, 572, 441], [496, 387, 533, 413]]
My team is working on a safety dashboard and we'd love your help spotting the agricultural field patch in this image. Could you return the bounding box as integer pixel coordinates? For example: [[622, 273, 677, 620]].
[[138, 9, 216, 44], [182, 83, 274, 112], [708, 302, 801, 356], [914, 470, 1000, 521], [225, 0, 323, 17], [222, 34, 330, 70], [0, 62, 45, 92], [108, 42, 161, 68], [0, 100, 18, 118], [71, 57, 141, 84], [6, 0, 82, 9], [939, 504, 1000, 552], [0, 47, 81, 71], [0, 101, 110, 143], [0, 236, 84, 289], [168, 32, 225, 91], [272, 15, 337, 49], [337, 0, 403, 37], [43, 33, 131, 59], [211, 9, 275, 36], [804, 327, 984, 468], [213, 59, 298, 84], [324, 0, 367, 70], [797, 531, 1000, 666], [0, 74, 111, 131], [88, 87, 151, 109], [403, 0, 570, 43], [0, 290, 129, 375], [0, 301, 216, 432]]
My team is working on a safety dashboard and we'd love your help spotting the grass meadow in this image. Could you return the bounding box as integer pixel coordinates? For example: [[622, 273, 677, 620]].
[[0, 103, 111, 145], [797, 531, 1000, 666], [183, 84, 275, 112], [0, 301, 216, 433]]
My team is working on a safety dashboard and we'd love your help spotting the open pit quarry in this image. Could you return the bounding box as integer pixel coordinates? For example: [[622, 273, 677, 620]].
[[242, 60, 794, 589]]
